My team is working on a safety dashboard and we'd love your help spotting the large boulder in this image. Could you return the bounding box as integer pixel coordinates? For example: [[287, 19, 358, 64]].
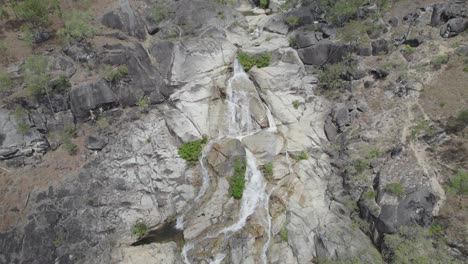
[[207, 138, 246, 177], [70, 80, 117, 120], [101, 42, 168, 105], [440, 17, 468, 38], [371, 39, 390, 56], [431, 0, 467, 27], [0, 109, 49, 162], [298, 41, 353, 65], [101, 0, 146, 39], [293, 29, 319, 48]]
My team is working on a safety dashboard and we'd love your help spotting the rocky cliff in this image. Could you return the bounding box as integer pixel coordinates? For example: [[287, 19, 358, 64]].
[[0, 0, 467, 263]]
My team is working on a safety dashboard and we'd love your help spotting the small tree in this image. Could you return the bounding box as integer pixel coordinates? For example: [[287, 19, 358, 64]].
[[13, 0, 51, 28], [22, 55, 55, 108], [57, 11, 96, 45]]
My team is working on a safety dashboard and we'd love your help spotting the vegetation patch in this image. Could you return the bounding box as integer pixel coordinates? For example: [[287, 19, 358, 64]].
[[0, 71, 12, 90], [259, 0, 269, 9], [22, 55, 50, 99], [363, 190, 377, 200], [178, 138, 204, 162], [238, 52, 270, 71], [229, 158, 246, 199], [384, 182, 404, 197], [445, 170, 467, 195], [285, 15, 300, 28], [291, 150, 308, 161], [151, 2, 170, 24], [57, 11, 96, 45], [318, 0, 366, 26], [132, 222, 149, 238], [431, 55, 449, 69], [279, 222, 288, 242], [105, 65, 129, 82], [262, 162, 273, 179]]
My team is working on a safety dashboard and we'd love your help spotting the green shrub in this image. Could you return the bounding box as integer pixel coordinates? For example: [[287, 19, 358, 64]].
[[319, 0, 365, 25], [106, 65, 129, 82], [456, 109, 468, 124], [431, 55, 449, 68], [63, 140, 78, 155], [22, 55, 50, 99], [237, 52, 270, 71], [366, 147, 380, 159], [337, 20, 370, 44], [279, 223, 288, 242], [178, 139, 203, 162], [132, 222, 149, 237], [291, 151, 308, 161], [385, 182, 404, 197], [289, 36, 297, 48], [259, 0, 269, 8], [318, 59, 354, 90], [151, 2, 169, 23], [363, 190, 377, 200], [286, 15, 300, 28], [0, 71, 12, 90], [137, 97, 149, 112], [428, 223, 443, 237], [57, 11, 95, 45], [354, 159, 369, 174], [263, 162, 273, 179], [229, 158, 246, 199], [292, 100, 299, 109], [445, 170, 467, 195], [383, 225, 454, 264], [12, 0, 58, 28], [402, 45, 416, 54]]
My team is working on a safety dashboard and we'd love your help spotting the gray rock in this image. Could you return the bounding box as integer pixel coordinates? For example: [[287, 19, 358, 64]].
[[431, 0, 467, 27], [440, 18, 468, 38], [321, 25, 336, 39], [241, 130, 284, 163], [85, 135, 108, 150], [333, 103, 350, 128], [70, 80, 117, 120], [294, 29, 319, 48], [371, 39, 390, 56], [324, 116, 337, 142], [388, 17, 399, 27], [207, 138, 246, 177], [102, 42, 167, 105], [369, 68, 389, 79], [63, 43, 96, 63], [298, 41, 353, 65], [264, 14, 289, 35], [101, 0, 146, 39], [149, 40, 175, 81], [33, 32, 51, 44]]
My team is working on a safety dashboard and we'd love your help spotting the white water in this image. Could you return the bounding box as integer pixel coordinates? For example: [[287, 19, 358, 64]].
[[180, 58, 276, 263], [217, 150, 266, 235], [225, 59, 256, 136]]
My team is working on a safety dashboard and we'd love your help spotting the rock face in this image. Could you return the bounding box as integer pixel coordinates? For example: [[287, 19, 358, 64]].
[[298, 41, 353, 65], [70, 80, 117, 120], [0, 109, 49, 162]]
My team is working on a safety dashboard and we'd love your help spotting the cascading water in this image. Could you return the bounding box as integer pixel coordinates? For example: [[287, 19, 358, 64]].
[[180, 58, 277, 263]]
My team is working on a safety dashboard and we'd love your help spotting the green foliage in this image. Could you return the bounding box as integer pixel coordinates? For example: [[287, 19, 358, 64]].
[[291, 150, 308, 161], [53, 230, 65, 247], [383, 225, 455, 264], [63, 140, 78, 155], [279, 222, 288, 242], [428, 223, 443, 237], [292, 100, 299, 109], [318, 58, 354, 90], [337, 20, 370, 44], [201, 134, 208, 144], [464, 66, 468, 72], [402, 45, 416, 54], [49, 75, 71, 94], [445, 170, 467, 195], [22, 55, 50, 99], [13, 106, 31, 135], [431, 55, 449, 68], [285, 15, 300, 28], [0, 71, 12, 90], [151, 2, 169, 24], [57, 11, 96, 45], [263, 162, 273, 179], [229, 158, 246, 199], [409, 120, 432, 141], [237, 52, 270, 71], [132, 222, 149, 237], [365, 147, 380, 159], [178, 139, 203, 162], [96, 117, 110, 130], [259, 0, 269, 8], [456, 109, 468, 124], [385, 182, 404, 197], [61, 125, 78, 155], [319, 0, 365, 25], [289, 36, 297, 48], [0, 6, 9, 21], [363, 190, 377, 200], [106, 65, 129, 82], [354, 159, 369, 174], [137, 97, 149, 112], [13, 0, 57, 28]]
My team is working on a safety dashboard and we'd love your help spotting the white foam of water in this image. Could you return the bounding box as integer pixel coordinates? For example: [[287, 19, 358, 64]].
[[218, 150, 266, 235], [176, 215, 184, 230], [182, 243, 194, 264]]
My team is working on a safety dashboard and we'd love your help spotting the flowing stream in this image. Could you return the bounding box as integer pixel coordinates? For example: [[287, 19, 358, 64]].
[[180, 58, 276, 264]]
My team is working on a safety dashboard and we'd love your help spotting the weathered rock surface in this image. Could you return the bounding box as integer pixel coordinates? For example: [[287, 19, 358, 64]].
[[70, 80, 117, 120]]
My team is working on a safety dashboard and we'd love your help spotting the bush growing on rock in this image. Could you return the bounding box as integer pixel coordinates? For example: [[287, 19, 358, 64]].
[[262, 162, 273, 179], [178, 139, 203, 162], [12, 0, 59, 28], [285, 15, 300, 28], [384, 182, 404, 197], [238, 52, 270, 71], [279, 222, 288, 242], [229, 158, 246, 199], [319, 0, 365, 26], [132, 222, 149, 238], [57, 11, 96, 45], [259, 0, 269, 9], [105, 65, 129, 82], [383, 225, 455, 264], [291, 150, 308, 161], [22, 55, 51, 99], [0, 71, 12, 90], [292, 100, 299, 109], [445, 170, 467, 195]]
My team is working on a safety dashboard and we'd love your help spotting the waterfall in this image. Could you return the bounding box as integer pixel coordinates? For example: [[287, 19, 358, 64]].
[[217, 150, 266, 235], [225, 59, 255, 136]]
